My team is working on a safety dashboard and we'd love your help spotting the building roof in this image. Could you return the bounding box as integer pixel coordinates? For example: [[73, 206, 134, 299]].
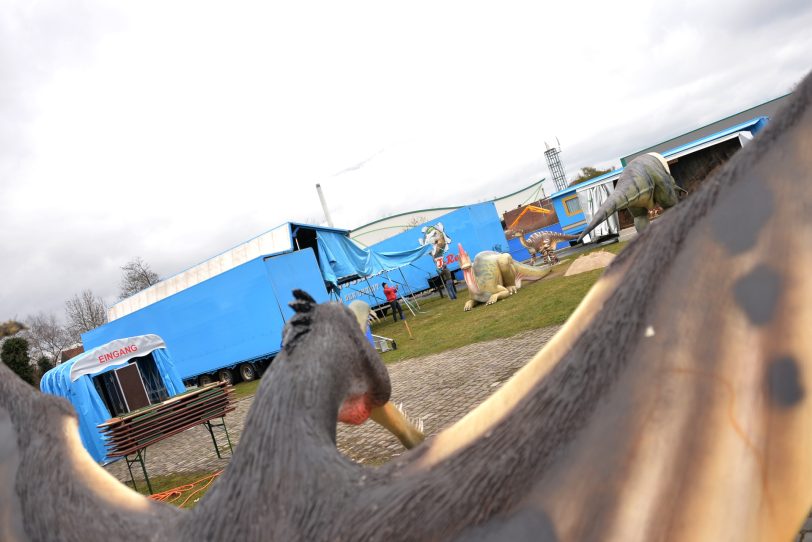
[[550, 115, 769, 199], [660, 116, 768, 161], [550, 169, 622, 199], [621, 93, 790, 165]]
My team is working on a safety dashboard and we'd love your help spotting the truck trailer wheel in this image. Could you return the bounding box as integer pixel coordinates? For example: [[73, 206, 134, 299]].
[[238, 363, 257, 382], [217, 368, 235, 385], [198, 374, 215, 387]]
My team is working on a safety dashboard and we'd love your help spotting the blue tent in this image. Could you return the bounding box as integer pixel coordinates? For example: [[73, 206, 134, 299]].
[[40, 334, 186, 464], [314, 229, 433, 288]]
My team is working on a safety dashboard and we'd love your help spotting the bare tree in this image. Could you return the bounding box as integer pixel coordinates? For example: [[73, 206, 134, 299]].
[[65, 290, 108, 341], [25, 312, 72, 364], [119, 257, 160, 300], [403, 216, 428, 231]]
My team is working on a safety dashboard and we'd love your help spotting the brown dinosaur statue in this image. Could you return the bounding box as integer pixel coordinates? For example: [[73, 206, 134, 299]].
[[457, 243, 551, 311], [2, 68, 812, 541], [505, 229, 580, 265]]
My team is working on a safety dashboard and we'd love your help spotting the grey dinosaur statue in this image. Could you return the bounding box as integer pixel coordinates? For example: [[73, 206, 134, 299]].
[[457, 243, 551, 311], [577, 152, 686, 242], [2, 68, 812, 542], [506, 229, 579, 265]]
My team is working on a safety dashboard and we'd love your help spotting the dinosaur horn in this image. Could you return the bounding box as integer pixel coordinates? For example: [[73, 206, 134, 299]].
[[349, 300, 426, 449]]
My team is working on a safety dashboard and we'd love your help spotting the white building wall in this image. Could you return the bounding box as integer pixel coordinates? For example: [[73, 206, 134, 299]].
[[350, 179, 546, 245]]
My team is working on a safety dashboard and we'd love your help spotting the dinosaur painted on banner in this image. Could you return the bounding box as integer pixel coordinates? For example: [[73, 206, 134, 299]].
[[2, 69, 812, 542], [506, 229, 579, 265], [418, 222, 451, 258], [577, 152, 686, 242], [458, 243, 551, 311]]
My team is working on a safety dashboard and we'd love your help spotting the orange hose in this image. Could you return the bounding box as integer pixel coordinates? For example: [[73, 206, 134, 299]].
[[148, 470, 223, 506]]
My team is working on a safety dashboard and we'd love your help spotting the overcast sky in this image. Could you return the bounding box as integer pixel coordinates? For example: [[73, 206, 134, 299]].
[[2, 0, 811, 322]]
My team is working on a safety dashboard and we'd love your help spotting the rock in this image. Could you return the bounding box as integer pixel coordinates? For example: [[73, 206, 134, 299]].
[[564, 250, 616, 277]]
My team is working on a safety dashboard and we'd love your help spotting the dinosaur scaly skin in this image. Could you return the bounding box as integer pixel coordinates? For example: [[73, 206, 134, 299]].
[[506, 229, 578, 264], [458, 243, 551, 311], [577, 152, 684, 242], [527, 230, 579, 264], [504, 229, 541, 264]]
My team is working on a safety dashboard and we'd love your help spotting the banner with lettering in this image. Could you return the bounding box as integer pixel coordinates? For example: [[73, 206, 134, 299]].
[[69, 334, 166, 381]]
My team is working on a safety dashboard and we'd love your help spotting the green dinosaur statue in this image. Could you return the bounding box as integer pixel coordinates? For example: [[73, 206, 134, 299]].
[[457, 243, 551, 311], [577, 152, 686, 242], [505, 229, 579, 265]]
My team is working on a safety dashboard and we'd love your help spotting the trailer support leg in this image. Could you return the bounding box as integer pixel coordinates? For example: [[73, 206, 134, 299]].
[[204, 417, 234, 459], [125, 449, 153, 495]]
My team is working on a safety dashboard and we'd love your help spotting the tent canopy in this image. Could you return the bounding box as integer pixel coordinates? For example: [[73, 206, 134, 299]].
[[315, 230, 432, 288], [40, 334, 186, 464], [69, 334, 169, 381]]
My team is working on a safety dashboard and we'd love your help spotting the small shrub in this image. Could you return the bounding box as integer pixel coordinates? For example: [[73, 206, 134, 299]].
[[37, 356, 55, 376], [2, 337, 34, 385]]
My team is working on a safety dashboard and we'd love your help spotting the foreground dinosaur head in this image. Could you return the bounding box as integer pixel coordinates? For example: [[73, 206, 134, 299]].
[[3, 68, 812, 541]]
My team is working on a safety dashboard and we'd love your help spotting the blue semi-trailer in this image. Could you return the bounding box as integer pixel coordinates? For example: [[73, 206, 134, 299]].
[[82, 206, 509, 388], [82, 247, 330, 387]]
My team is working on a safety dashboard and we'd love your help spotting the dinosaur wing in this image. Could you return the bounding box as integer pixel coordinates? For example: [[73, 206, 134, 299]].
[[523, 118, 812, 541], [0, 364, 177, 541], [379, 76, 812, 541]]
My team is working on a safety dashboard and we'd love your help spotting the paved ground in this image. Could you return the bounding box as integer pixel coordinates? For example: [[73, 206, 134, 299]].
[[105, 326, 561, 481]]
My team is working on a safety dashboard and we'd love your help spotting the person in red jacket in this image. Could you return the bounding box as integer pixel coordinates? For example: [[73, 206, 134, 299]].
[[382, 282, 405, 322]]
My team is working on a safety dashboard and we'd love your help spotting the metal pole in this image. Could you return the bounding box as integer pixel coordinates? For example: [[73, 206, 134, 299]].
[[315, 184, 334, 227], [363, 277, 387, 308], [398, 267, 423, 312], [125, 455, 139, 492], [137, 449, 153, 495], [387, 273, 417, 317]]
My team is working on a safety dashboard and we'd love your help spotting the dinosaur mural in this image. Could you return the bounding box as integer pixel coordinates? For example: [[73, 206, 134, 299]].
[[505, 229, 579, 265], [457, 243, 551, 311], [2, 69, 812, 541], [577, 152, 686, 242], [418, 223, 451, 258]]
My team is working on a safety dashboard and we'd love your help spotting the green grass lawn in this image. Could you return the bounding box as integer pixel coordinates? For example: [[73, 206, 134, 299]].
[[233, 378, 260, 400], [375, 241, 628, 363], [132, 470, 221, 508]]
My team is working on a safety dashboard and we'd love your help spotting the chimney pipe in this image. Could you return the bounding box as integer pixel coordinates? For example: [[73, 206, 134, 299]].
[[315, 184, 334, 227]]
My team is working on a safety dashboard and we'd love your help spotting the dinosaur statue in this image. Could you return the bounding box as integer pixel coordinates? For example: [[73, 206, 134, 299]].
[[1, 68, 812, 541], [505, 229, 579, 265], [577, 151, 686, 242], [457, 243, 551, 311]]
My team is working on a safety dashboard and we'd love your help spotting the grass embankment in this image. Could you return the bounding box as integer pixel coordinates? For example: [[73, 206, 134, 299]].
[[375, 241, 628, 363]]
